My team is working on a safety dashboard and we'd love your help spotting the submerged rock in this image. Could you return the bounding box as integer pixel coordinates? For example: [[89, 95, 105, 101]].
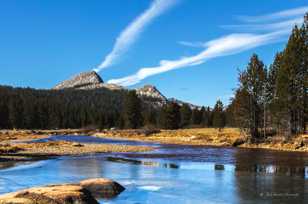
[[215, 164, 225, 170], [0, 178, 125, 204], [79, 178, 125, 198]]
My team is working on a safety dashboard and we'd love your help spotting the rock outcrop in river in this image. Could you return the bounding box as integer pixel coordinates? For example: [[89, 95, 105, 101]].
[[80, 178, 125, 198], [0, 178, 125, 204]]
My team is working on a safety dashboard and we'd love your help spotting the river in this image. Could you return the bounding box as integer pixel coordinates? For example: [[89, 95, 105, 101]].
[[0, 135, 307, 203]]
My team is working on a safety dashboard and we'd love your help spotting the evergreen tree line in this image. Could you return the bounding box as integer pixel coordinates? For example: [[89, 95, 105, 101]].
[[0, 85, 227, 130], [154, 100, 226, 130], [0, 86, 125, 129], [227, 14, 308, 139]]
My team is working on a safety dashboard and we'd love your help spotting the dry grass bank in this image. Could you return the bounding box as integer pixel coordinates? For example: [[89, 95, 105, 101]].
[[1, 128, 308, 157], [96, 128, 244, 146], [94, 128, 308, 152], [14, 141, 152, 156], [0, 129, 152, 161]]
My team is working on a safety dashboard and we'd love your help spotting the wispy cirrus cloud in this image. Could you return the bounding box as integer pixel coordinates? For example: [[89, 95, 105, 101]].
[[108, 31, 287, 86], [223, 6, 306, 32], [94, 0, 177, 73], [221, 17, 303, 32], [108, 6, 306, 86], [236, 6, 308, 22], [177, 41, 205, 48]]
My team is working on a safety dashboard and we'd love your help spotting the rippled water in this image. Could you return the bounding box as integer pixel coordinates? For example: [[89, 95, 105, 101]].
[[1, 135, 308, 203]]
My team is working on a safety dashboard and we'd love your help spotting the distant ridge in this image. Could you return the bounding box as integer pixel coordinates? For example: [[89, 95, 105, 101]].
[[53, 71, 200, 109]]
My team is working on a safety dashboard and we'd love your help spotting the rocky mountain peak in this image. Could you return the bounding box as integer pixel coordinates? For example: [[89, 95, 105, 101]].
[[53, 72, 199, 108], [135, 85, 167, 101], [53, 71, 104, 90]]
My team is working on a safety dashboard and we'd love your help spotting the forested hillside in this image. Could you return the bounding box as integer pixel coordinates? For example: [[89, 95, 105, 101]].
[[0, 83, 221, 130], [0, 86, 126, 129], [0, 85, 216, 130]]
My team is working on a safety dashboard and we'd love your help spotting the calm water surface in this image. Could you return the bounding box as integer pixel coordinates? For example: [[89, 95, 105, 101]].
[[1, 135, 308, 204]]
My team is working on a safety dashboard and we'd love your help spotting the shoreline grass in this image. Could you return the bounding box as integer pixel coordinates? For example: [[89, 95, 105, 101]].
[[0, 128, 308, 159]]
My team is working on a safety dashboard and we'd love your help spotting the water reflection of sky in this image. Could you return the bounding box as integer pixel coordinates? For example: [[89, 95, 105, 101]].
[[1, 155, 307, 204]]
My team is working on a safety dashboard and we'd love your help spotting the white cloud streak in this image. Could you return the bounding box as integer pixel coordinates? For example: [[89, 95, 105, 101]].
[[237, 6, 308, 22], [177, 41, 205, 48], [108, 30, 288, 86], [107, 6, 306, 87], [94, 0, 177, 73], [221, 17, 303, 31]]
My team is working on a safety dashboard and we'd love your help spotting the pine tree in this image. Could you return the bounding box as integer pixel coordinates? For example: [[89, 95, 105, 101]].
[[0, 95, 9, 129], [180, 104, 192, 127], [124, 90, 143, 129], [143, 106, 158, 127], [160, 102, 181, 129], [212, 100, 225, 129], [206, 106, 213, 127], [231, 89, 248, 127], [225, 103, 235, 127], [236, 54, 267, 139], [275, 24, 307, 135], [262, 52, 281, 135], [8, 95, 24, 129], [200, 106, 209, 127], [48, 102, 61, 129], [23, 98, 37, 129], [191, 108, 202, 125], [267, 52, 283, 101], [303, 14, 308, 133]]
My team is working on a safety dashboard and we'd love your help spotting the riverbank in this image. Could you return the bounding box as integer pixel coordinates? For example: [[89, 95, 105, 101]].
[[0, 130, 153, 162], [1, 128, 308, 162], [93, 128, 308, 152]]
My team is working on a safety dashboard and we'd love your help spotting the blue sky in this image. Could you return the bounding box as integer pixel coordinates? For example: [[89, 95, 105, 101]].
[[0, 0, 307, 107]]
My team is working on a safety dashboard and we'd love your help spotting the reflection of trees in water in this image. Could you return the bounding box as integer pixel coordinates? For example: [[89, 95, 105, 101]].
[[233, 150, 307, 204], [235, 164, 306, 176], [106, 157, 180, 179], [57, 156, 181, 184], [58, 157, 103, 179], [106, 157, 178, 168]]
